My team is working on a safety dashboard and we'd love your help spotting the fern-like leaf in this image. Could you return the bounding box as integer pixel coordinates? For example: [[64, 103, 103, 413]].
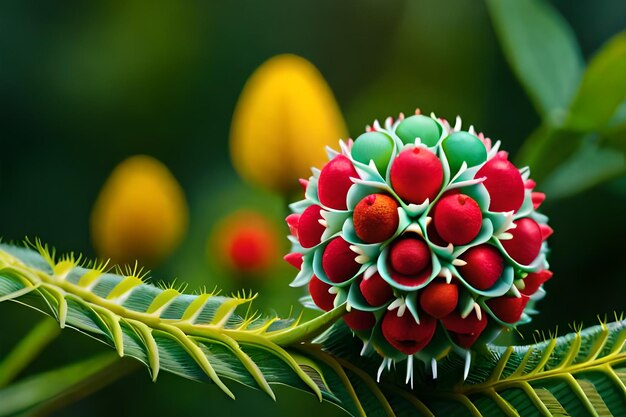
[[1, 242, 625, 416]]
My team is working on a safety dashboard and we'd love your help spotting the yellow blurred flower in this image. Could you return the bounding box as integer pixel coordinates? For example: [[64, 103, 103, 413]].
[[91, 155, 188, 267], [230, 54, 348, 193]]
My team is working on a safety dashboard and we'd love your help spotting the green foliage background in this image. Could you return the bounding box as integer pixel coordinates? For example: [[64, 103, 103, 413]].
[[1, 0, 625, 416]]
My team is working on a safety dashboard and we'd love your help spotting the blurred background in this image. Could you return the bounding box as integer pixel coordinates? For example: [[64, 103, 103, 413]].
[[1, 0, 625, 416]]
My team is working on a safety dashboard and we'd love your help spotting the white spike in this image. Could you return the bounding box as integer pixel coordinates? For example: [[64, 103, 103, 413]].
[[431, 358, 438, 379], [468, 125, 476, 135], [318, 218, 328, 228], [439, 267, 453, 284], [452, 258, 467, 267], [473, 302, 483, 321], [360, 341, 369, 356], [373, 119, 382, 131], [364, 264, 378, 279], [346, 302, 352, 312], [463, 351, 471, 380], [404, 223, 423, 236], [377, 359, 387, 382], [328, 286, 339, 294], [405, 354, 414, 388], [510, 284, 522, 298], [454, 116, 462, 131]]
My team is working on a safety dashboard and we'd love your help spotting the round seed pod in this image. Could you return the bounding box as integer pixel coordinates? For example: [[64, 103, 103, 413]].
[[476, 152, 525, 213], [390, 147, 443, 204], [389, 237, 431, 276], [309, 275, 335, 311], [318, 155, 358, 210], [442, 131, 487, 174], [419, 281, 459, 319], [486, 295, 530, 324], [501, 218, 542, 265], [297, 204, 326, 248], [322, 237, 361, 283], [520, 270, 553, 296], [433, 193, 482, 245], [395, 115, 441, 146], [360, 272, 394, 306], [351, 131, 395, 174], [458, 244, 504, 290], [441, 312, 488, 348], [343, 309, 376, 331], [353, 194, 399, 243], [381, 311, 436, 355]]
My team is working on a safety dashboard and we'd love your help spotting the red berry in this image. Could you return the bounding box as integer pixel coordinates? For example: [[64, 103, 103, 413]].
[[308, 275, 335, 311], [501, 218, 542, 265], [486, 295, 529, 324], [297, 205, 325, 248], [343, 309, 376, 331], [390, 147, 443, 204], [531, 192, 546, 209], [441, 312, 488, 348], [283, 252, 303, 269], [539, 224, 553, 241], [433, 194, 482, 245], [381, 311, 436, 354], [359, 272, 394, 306], [389, 237, 431, 276], [419, 281, 459, 319], [317, 155, 359, 210], [476, 152, 525, 213], [520, 270, 553, 296], [353, 194, 399, 243], [322, 237, 360, 283], [285, 213, 300, 238], [458, 244, 504, 290]]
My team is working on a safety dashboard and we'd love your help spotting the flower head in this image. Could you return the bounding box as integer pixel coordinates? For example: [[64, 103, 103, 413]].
[[285, 111, 552, 376]]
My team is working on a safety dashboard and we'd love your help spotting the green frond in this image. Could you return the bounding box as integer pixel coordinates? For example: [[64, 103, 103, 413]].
[[1, 242, 625, 416]]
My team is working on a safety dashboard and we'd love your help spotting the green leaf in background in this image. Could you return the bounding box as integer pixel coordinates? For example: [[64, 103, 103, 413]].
[[0, 353, 129, 417], [566, 31, 626, 132], [1, 242, 626, 416], [485, 0, 583, 120], [537, 139, 625, 199]]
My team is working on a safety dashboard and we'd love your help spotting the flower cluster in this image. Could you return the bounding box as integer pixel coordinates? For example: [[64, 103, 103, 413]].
[[284, 110, 552, 378]]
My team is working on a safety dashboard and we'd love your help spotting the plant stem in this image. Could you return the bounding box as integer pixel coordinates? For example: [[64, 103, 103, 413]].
[[0, 317, 60, 388]]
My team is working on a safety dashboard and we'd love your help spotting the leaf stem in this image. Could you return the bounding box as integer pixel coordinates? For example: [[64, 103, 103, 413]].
[[0, 317, 60, 388]]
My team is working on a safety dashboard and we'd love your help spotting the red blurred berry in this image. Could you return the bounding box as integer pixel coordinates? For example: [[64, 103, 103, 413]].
[[419, 281, 459, 319], [317, 155, 359, 210], [309, 275, 335, 311], [283, 252, 303, 269], [520, 270, 553, 296], [458, 244, 504, 290], [353, 194, 399, 243], [389, 237, 431, 276], [433, 193, 482, 245], [486, 295, 530, 323], [501, 218, 542, 265], [343, 309, 376, 331], [381, 311, 436, 354], [297, 204, 326, 248], [322, 237, 360, 283], [360, 272, 394, 306], [390, 147, 443, 204], [476, 152, 525, 213]]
